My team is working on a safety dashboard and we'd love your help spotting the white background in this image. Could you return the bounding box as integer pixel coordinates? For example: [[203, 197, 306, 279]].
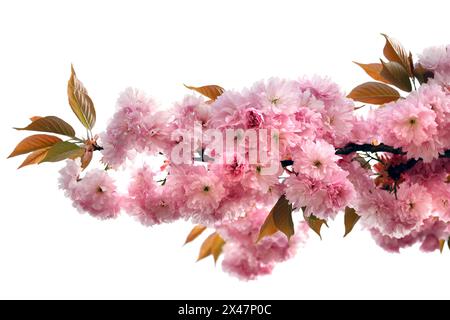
[[0, 0, 449, 299]]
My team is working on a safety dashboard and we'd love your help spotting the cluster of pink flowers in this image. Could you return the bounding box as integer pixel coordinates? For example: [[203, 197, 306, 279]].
[[56, 44, 450, 280], [374, 83, 450, 162], [100, 88, 173, 168], [59, 159, 121, 219], [216, 208, 309, 280]]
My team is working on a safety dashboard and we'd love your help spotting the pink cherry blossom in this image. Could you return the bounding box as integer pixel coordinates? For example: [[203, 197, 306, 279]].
[[59, 160, 121, 220], [292, 140, 341, 179]]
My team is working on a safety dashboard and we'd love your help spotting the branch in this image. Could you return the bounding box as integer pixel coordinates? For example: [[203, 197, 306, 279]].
[[280, 143, 450, 170], [281, 143, 404, 168], [334, 143, 404, 155]]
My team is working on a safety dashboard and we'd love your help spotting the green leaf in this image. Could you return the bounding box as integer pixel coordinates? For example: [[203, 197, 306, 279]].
[[15, 116, 76, 137], [380, 60, 412, 92], [344, 207, 360, 237], [8, 134, 62, 158], [347, 82, 400, 105], [68, 65, 96, 130], [184, 84, 225, 101], [41, 141, 84, 163], [304, 211, 328, 239], [258, 195, 294, 241]]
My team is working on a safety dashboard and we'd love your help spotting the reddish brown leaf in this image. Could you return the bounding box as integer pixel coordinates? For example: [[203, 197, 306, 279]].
[[439, 239, 445, 253], [304, 211, 328, 239], [381, 34, 413, 76], [257, 209, 278, 242], [344, 207, 360, 237], [272, 195, 294, 240], [380, 60, 412, 92], [8, 134, 62, 158], [197, 232, 225, 262], [30, 116, 43, 122], [211, 235, 225, 263], [347, 82, 400, 105], [184, 225, 207, 245], [414, 63, 434, 84], [353, 62, 388, 83], [17, 147, 50, 169], [15, 116, 76, 137], [258, 195, 294, 242], [81, 149, 93, 169], [184, 84, 225, 101]]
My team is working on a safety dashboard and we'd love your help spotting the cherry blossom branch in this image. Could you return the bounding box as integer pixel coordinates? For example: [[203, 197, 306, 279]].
[[280, 143, 450, 178], [334, 143, 404, 155]]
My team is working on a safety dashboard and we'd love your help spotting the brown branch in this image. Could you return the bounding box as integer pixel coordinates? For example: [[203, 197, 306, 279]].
[[280, 143, 450, 171], [334, 143, 404, 155]]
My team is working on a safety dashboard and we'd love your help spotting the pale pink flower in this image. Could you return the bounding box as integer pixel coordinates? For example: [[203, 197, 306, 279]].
[[285, 170, 355, 220], [100, 88, 172, 168], [166, 165, 227, 224], [298, 75, 342, 103], [125, 165, 179, 226], [376, 98, 439, 161], [59, 160, 121, 219], [292, 140, 340, 179], [359, 183, 431, 238], [418, 46, 449, 72], [244, 108, 265, 129], [217, 207, 308, 280], [251, 78, 300, 114]]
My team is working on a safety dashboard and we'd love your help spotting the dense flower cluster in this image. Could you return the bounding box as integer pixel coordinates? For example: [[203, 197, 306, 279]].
[[55, 44, 450, 280]]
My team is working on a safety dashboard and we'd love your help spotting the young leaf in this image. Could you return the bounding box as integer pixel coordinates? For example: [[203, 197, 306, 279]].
[[15, 116, 76, 137], [197, 232, 225, 262], [184, 225, 207, 245], [344, 207, 360, 237], [17, 147, 50, 169], [353, 62, 388, 83], [211, 235, 225, 263], [272, 195, 294, 240], [257, 209, 278, 242], [8, 134, 62, 158], [184, 84, 225, 101], [347, 82, 400, 105], [439, 239, 445, 253], [304, 212, 328, 239], [380, 60, 412, 92], [413, 64, 434, 84], [81, 149, 93, 170], [68, 65, 96, 130], [381, 34, 413, 76], [257, 195, 294, 241], [30, 116, 43, 122], [40, 141, 84, 163]]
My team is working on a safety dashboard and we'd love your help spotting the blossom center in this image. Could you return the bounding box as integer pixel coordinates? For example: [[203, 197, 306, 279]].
[[408, 118, 417, 126], [203, 186, 210, 192], [313, 160, 322, 168]]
